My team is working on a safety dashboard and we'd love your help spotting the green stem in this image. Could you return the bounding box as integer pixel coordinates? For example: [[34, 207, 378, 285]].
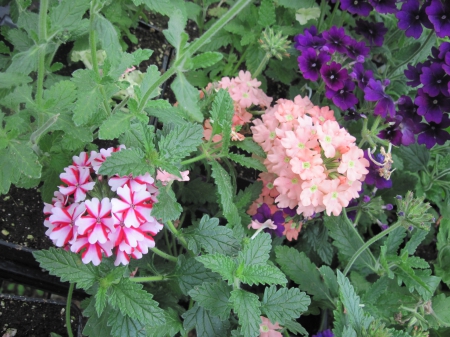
[[166, 220, 189, 250], [130, 275, 168, 282], [151, 247, 178, 262], [343, 220, 403, 276], [252, 52, 271, 78], [66, 283, 74, 337], [36, 0, 49, 109], [181, 152, 209, 165], [328, 0, 341, 26], [231, 46, 250, 75], [316, 0, 328, 32]]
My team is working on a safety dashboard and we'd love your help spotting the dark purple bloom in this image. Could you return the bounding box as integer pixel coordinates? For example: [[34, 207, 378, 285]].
[[320, 62, 349, 90], [283, 207, 297, 217], [397, 95, 422, 144], [345, 39, 370, 61], [364, 151, 393, 189], [438, 42, 450, 60], [252, 203, 285, 237], [343, 106, 365, 121], [426, 0, 450, 38], [415, 88, 450, 123], [420, 63, 450, 97], [364, 78, 395, 118], [346, 199, 358, 222], [351, 63, 374, 89], [378, 117, 404, 145], [396, 0, 428, 38], [443, 52, 450, 75], [312, 329, 334, 337], [417, 114, 450, 149], [340, 0, 373, 16], [294, 26, 326, 52], [298, 48, 331, 81], [368, 0, 397, 14], [325, 79, 358, 110], [404, 62, 426, 87], [355, 19, 388, 47], [322, 26, 352, 54]]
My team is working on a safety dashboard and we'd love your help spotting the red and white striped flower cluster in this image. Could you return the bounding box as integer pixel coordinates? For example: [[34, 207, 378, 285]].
[[43, 146, 163, 266]]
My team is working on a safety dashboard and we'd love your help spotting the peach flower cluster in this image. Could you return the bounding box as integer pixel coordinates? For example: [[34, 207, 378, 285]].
[[251, 95, 369, 217], [204, 71, 272, 142]]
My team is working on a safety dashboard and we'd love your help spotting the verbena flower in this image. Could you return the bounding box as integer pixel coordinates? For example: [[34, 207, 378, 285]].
[[259, 317, 282, 337], [325, 79, 359, 110], [340, 0, 373, 16], [364, 78, 395, 118], [404, 62, 428, 87], [426, 0, 450, 38], [417, 114, 450, 148], [298, 48, 331, 81], [355, 19, 388, 47], [251, 203, 285, 237]]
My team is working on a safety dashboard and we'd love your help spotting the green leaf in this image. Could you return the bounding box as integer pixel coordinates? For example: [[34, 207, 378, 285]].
[[210, 161, 241, 227], [98, 111, 133, 140], [258, 0, 276, 27], [396, 143, 430, 173], [238, 264, 287, 286], [0, 149, 20, 194], [384, 227, 407, 255], [119, 122, 155, 153], [362, 276, 389, 306], [6, 44, 40, 75], [261, 286, 310, 325], [93, 14, 122, 65], [176, 255, 220, 295], [98, 148, 148, 177], [163, 9, 187, 51], [404, 229, 428, 255], [239, 232, 271, 266], [196, 253, 236, 284], [230, 138, 266, 158], [276, 0, 316, 9], [171, 73, 202, 122], [82, 304, 112, 337], [152, 182, 182, 223], [428, 294, 450, 328], [283, 320, 308, 336], [185, 215, 240, 255], [304, 222, 334, 265], [144, 106, 188, 126], [33, 248, 98, 290], [8, 141, 42, 179], [209, 89, 234, 154], [147, 308, 183, 337], [295, 6, 321, 25], [158, 122, 203, 161], [139, 65, 161, 102], [95, 286, 108, 317], [191, 52, 223, 69], [132, 0, 175, 17], [228, 153, 267, 172], [230, 289, 261, 337], [182, 303, 230, 337], [324, 214, 375, 273], [0, 72, 32, 88], [319, 265, 339, 298], [107, 309, 146, 337], [188, 281, 232, 320], [234, 181, 263, 212], [131, 48, 153, 65], [49, 0, 90, 33], [109, 278, 165, 326], [275, 246, 333, 305]]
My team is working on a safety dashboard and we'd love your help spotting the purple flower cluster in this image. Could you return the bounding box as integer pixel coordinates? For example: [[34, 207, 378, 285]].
[[252, 203, 285, 237]]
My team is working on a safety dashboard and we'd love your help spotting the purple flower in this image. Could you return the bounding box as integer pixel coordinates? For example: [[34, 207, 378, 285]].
[[312, 329, 334, 337], [340, 0, 373, 16], [351, 63, 374, 89], [415, 88, 450, 123], [420, 63, 450, 97], [443, 52, 450, 75], [397, 95, 422, 144], [322, 26, 352, 54], [298, 48, 331, 81], [294, 26, 326, 52], [369, 0, 397, 14], [343, 106, 365, 121], [426, 0, 450, 38], [364, 78, 395, 118], [364, 151, 393, 189], [378, 117, 404, 145], [325, 79, 358, 110], [252, 203, 285, 237], [396, 0, 429, 38], [404, 62, 427, 87], [320, 62, 349, 91], [417, 114, 450, 149], [355, 19, 388, 47], [438, 42, 450, 59], [345, 39, 370, 61]]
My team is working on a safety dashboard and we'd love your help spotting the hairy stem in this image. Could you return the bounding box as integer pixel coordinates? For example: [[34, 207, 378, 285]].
[[66, 283, 74, 337], [252, 52, 271, 79], [166, 220, 189, 250], [36, 0, 49, 109], [130, 275, 169, 282], [151, 247, 178, 262]]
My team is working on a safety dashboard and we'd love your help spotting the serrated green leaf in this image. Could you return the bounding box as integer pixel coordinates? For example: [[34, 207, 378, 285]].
[[385, 226, 407, 255], [230, 289, 261, 337], [209, 89, 234, 154], [131, 48, 153, 65], [145, 99, 171, 109], [158, 122, 203, 162], [33, 248, 98, 290], [404, 229, 428, 255], [304, 222, 334, 265], [109, 278, 165, 326], [283, 320, 308, 336], [171, 73, 202, 122], [140, 65, 161, 102], [238, 264, 287, 286], [182, 303, 230, 337], [0, 72, 32, 88], [261, 286, 310, 325], [234, 181, 263, 212], [93, 14, 122, 65], [319, 265, 339, 298], [132, 0, 175, 17], [0, 149, 20, 194], [295, 6, 320, 25], [95, 287, 108, 317], [49, 0, 90, 33], [176, 255, 220, 295], [107, 309, 146, 337], [147, 308, 183, 337], [144, 106, 188, 126], [6, 44, 40, 75], [163, 9, 187, 51], [239, 232, 271, 266], [396, 143, 430, 173], [119, 122, 155, 153], [210, 160, 241, 227], [82, 304, 112, 337], [275, 246, 333, 305], [196, 253, 236, 284], [98, 111, 133, 140], [98, 148, 149, 177], [191, 52, 223, 70], [185, 215, 240, 255], [228, 153, 267, 172], [428, 294, 450, 328], [44, 80, 77, 112], [188, 281, 232, 320], [231, 138, 266, 158], [362, 276, 389, 306], [8, 141, 42, 179], [152, 182, 182, 222], [258, 0, 276, 26]]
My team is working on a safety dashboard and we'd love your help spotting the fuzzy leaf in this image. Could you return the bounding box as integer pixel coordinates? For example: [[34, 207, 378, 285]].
[[384, 227, 407, 255], [95, 287, 108, 317], [107, 310, 146, 337], [33, 248, 98, 290], [191, 52, 223, 69], [82, 304, 112, 337], [109, 278, 165, 326], [261, 286, 310, 325], [131, 48, 153, 65], [163, 9, 187, 51], [228, 153, 267, 172], [119, 122, 155, 153], [147, 308, 183, 337], [152, 182, 182, 222], [0, 72, 32, 88], [132, 0, 174, 17], [139, 65, 161, 102], [188, 281, 232, 320], [210, 161, 241, 227], [404, 229, 428, 255], [176, 256, 220, 295], [239, 233, 271, 266], [185, 215, 240, 255], [8, 141, 42, 179], [428, 294, 450, 328], [182, 303, 230, 337], [171, 73, 202, 122], [98, 111, 133, 140], [98, 148, 149, 177], [234, 181, 263, 212], [93, 14, 122, 65], [304, 222, 334, 265], [209, 89, 234, 154], [238, 264, 287, 286], [49, 0, 90, 33], [230, 289, 261, 337], [397, 143, 430, 173], [196, 253, 236, 284], [158, 122, 203, 161], [6, 44, 40, 75], [231, 138, 266, 158], [258, 0, 276, 27]]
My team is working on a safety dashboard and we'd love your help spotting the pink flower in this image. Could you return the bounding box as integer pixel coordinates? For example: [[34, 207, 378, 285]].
[[248, 219, 278, 230], [108, 172, 154, 192], [156, 170, 190, 186], [70, 237, 113, 266], [111, 184, 153, 228], [320, 180, 351, 216], [59, 166, 95, 202], [283, 221, 302, 241], [48, 202, 86, 247], [337, 146, 369, 181], [72, 152, 92, 169], [90, 145, 126, 174], [259, 316, 282, 337], [75, 198, 115, 244], [203, 119, 223, 143]]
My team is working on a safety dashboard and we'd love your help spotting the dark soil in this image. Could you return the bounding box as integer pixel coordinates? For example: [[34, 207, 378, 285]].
[[0, 294, 81, 337]]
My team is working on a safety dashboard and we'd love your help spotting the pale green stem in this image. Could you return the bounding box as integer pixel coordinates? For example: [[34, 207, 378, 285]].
[[166, 220, 189, 249], [252, 52, 271, 78], [130, 275, 168, 282], [151, 247, 178, 262], [30, 113, 59, 145], [181, 152, 209, 166], [343, 221, 403, 276], [66, 283, 74, 337], [36, 0, 49, 109]]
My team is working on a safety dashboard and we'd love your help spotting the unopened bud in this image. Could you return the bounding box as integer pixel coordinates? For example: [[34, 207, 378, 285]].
[[383, 204, 393, 210]]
